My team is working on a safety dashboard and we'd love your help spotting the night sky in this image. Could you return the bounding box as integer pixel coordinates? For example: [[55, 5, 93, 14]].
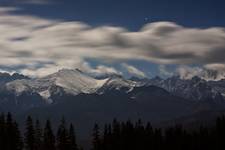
[[2, 0, 225, 29], [0, 0, 225, 79]]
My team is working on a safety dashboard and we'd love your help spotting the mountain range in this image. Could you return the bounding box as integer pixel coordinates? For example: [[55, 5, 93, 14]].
[[0, 69, 225, 137]]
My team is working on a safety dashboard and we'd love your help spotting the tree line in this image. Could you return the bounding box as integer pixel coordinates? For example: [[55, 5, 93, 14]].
[[0, 113, 80, 150], [1, 112, 225, 150], [92, 117, 225, 150]]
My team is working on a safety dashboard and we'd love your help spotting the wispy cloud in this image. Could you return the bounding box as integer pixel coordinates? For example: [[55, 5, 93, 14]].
[[79, 62, 122, 77], [122, 63, 146, 78], [0, 7, 225, 77], [3, 0, 51, 5], [176, 64, 225, 81], [158, 65, 173, 77]]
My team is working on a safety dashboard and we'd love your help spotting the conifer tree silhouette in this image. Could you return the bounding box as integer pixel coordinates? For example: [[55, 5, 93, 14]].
[[34, 120, 43, 150], [92, 123, 101, 150], [24, 116, 35, 150], [69, 124, 78, 150], [57, 117, 70, 150], [43, 120, 55, 150]]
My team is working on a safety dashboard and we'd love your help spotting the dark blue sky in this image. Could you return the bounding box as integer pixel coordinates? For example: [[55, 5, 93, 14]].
[[4, 0, 225, 30]]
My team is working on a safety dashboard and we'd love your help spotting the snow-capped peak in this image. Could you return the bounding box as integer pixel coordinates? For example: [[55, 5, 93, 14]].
[[47, 69, 108, 94], [5, 69, 110, 102], [2, 70, 225, 106], [98, 75, 139, 93]]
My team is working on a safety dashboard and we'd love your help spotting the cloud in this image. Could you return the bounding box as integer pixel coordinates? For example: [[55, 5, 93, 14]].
[[1, 0, 51, 5], [79, 62, 122, 77], [122, 63, 146, 78], [21, 0, 49, 4], [158, 65, 173, 77], [0, 7, 225, 77], [176, 66, 205, 80], [176, 65, 225, 81], [204, 64, 225, 71]]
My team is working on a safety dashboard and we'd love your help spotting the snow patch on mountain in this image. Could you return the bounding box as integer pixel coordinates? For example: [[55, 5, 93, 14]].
[[146, 76, 224, 102], [99, 76, 139, 93], [39, 90, 52, 103], [5, 69, 109, 101], [3, 69, 225, 106], [6, 80, 30, 95]]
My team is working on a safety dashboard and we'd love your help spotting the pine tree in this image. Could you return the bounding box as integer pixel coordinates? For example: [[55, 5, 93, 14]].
[[43, 120, 55, 150], [34, 120, 43, 150], [112, 119, 120, 150], [135, 119, 145, 150], [92, 123, 101, 150], [0, 113, 6, 149], [24, 116, 35, 150], [5, 112, 13, 150], [57, 117, 70, 150], [145, 122, 154, 149], [69, 124, 78, 150], [6, 112, 23, 150], [102, 124, 112, 150], [13, 122, 23, 150]]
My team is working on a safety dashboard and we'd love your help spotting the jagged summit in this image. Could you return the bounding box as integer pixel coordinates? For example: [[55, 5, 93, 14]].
[[5, 69, 109, 101], [0, 72, 28, 85], [0, 69, 225, 108], [147, 75, 224, 102], [3, 69, 140, 102]]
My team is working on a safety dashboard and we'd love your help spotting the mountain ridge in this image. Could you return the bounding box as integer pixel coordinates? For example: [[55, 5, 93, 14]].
[[1, 69, 225, 138], [0, 69, 225, 105], [0, 69, 225, 112]]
